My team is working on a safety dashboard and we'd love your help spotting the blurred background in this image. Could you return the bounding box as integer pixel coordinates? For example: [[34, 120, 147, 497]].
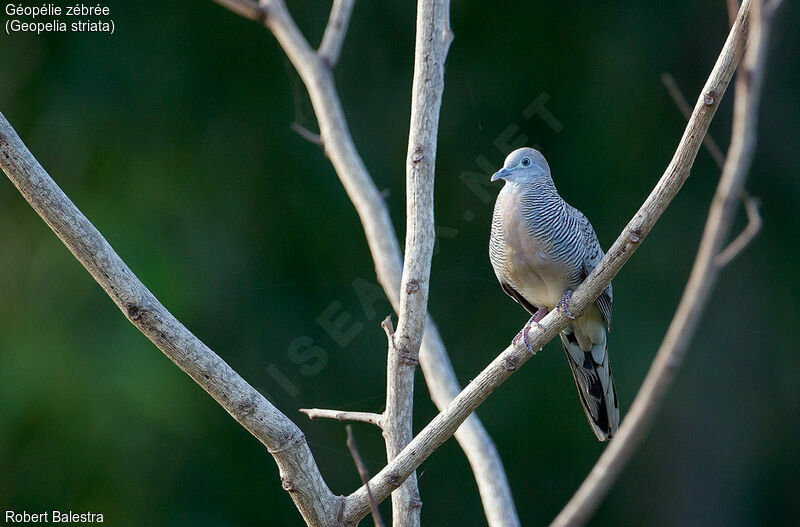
[[1, 1, 798, 525]]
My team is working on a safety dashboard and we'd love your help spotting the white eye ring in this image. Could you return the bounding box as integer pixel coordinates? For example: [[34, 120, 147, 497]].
[[521, 157, 531, 167]]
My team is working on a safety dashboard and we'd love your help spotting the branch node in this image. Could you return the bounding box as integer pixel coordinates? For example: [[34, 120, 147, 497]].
[[238, 399, 256, 417], [267, 431, 306, 454], [381, 316, 395, 346], [126, 301, 144, 320], [627, 227, 641, 243], [410, 145, 425, 164], [503, 357, 517, 371], [281, 476, 297, 492], [256, 3, 270, 23], [398, 347, 420, 366], [703, 91, 716, 106], [405, 279, 421, 294]]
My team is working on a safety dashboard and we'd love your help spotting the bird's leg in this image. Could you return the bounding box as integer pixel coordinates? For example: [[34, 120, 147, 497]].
[[557, 289, 576, 320], [513, 314, 542, 354], [531, 306, 548, 324]]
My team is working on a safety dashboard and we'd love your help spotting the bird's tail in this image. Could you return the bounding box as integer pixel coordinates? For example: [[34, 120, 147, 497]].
[[560, 330, 620, 441]]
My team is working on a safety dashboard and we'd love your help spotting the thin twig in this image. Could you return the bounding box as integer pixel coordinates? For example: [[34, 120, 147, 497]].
[[0, 113, 340, 527], [714, 192, 762, 266], [215, 1, 522, 525], [212, 0, 265, 21], [300, 409, 384, 428], [346, 425, 386, 527], [318, 0, 356, 68], [290, 122, 324, 146], [551, 1, 778, 525], [340, 2, 754, 523], [661, 72, 727, 168]]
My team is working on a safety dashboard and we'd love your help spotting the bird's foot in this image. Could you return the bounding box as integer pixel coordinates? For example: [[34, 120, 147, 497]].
[[513, 315, 541, 354], [557, 289, 576, 320], [532, 306, 548, 324]]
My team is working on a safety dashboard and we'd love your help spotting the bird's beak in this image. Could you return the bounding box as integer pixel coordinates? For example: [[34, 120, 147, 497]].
[[491, 167, 512, 182]]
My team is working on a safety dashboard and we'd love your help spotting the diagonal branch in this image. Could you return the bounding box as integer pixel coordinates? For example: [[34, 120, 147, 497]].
[[318, 0, 356, 68], [0, 112, 341, 527], [212, 1, 521, 525], [382, 1, 449, 524], [661, 72, 727, 168], [339, 1, 754, 523], [549, 1, 779, 525]]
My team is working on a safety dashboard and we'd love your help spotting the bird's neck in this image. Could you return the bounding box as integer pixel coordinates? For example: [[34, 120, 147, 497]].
[[506, 177, 561, 202]]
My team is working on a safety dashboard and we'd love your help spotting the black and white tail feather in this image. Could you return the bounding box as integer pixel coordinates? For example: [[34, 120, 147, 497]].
[[560, 328, 619, 441]]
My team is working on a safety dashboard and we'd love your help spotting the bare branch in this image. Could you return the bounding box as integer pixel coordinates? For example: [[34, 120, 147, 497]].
[[382, 0, 449, 524], [0, 112, 341, 527], [714, 192, 762, 266], [551, 1, 778, 525], [291, 122, 324, 146], [300, 409, 384, 428], [318, 0, 356, 68], [661, 72, 727, 168], [212, 0, 265, 21], [346, 425, 386, 527], [214, 1, 521, 524], [340, 1, 754, 523]]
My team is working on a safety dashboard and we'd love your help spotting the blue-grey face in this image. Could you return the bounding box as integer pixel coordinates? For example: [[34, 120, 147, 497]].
[[490, 147, 550, 183]]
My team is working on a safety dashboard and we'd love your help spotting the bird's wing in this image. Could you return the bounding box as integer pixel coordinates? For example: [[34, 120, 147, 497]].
[[500, 281, 539, 316], [573, 208, 613, 330]]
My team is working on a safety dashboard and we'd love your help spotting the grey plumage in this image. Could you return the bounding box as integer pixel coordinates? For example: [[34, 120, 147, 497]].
[[489, 147, 619, 441]]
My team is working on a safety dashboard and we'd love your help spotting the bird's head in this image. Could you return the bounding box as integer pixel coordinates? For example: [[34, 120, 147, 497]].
[[490, 147, 551, 184]]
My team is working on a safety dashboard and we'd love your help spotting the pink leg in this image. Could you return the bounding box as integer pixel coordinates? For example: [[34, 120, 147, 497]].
[[557, 289, 576, 320], [514, 310, 546, 354]]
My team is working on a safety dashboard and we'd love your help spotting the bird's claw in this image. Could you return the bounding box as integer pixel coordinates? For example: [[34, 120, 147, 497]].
[[513, 316, 539, 354], [557, 289, 576, 320], [532, 306, 548, 324]]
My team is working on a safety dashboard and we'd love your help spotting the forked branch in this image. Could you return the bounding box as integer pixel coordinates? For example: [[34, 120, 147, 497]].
[[211, 1, 521, 525]]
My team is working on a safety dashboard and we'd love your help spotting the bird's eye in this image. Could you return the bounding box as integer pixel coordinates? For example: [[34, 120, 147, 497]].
[[521, 157, 531, 167]]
